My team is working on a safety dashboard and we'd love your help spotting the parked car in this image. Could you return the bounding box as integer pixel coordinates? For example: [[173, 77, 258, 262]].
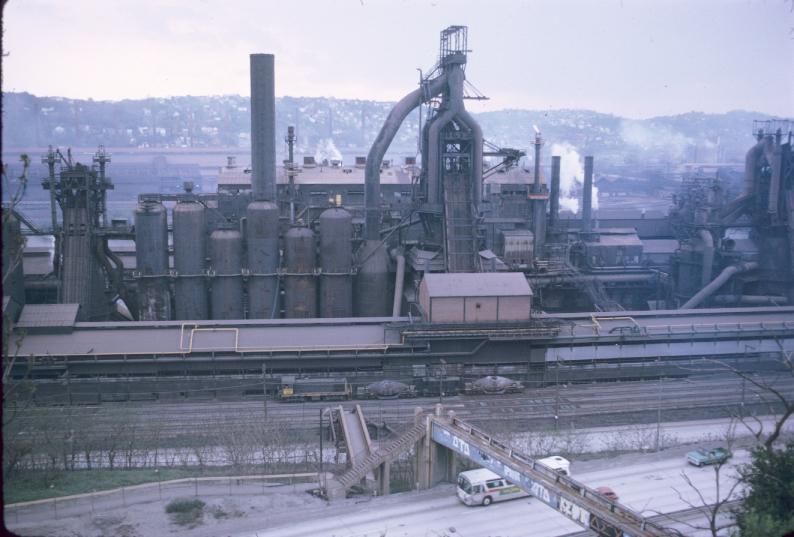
[[686, 447, 732, 467], [596, 486, 619, 502]]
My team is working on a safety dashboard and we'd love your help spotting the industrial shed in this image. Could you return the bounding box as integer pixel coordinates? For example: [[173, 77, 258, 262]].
[[418, 272, 532, 323]]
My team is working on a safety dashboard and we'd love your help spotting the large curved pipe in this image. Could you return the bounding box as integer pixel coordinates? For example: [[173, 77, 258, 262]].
[[713, 294, 789, 306], [364, 73, 447, 239], [426, 107, 457, 205], [95, 239, 121, 298], [454, 108, 484, 207], [390, 248, 406, 318], [743, 139, 765, 197], [425, 66, 474, 206], [762, 136, 782, 214], [680, 261, 758, 309], [698, 228, 714, 288]]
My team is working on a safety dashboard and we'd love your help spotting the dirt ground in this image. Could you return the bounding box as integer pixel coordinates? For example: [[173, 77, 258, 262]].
[[7, 482, 331, 537]]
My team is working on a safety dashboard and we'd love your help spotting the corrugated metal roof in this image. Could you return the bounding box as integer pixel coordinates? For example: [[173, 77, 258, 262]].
[[423, 272, 532, 298], [17, 303, 80, 332]]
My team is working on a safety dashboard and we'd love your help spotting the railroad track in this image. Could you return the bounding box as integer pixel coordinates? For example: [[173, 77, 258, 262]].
[[9, 373, 791, 440]]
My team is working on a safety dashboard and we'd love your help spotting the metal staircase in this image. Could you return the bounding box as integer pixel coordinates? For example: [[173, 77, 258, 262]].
[[326, 420, 427, 498]]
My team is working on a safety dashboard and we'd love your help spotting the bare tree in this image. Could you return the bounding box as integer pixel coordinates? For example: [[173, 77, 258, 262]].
[[669, 461, 743, 537], [660, 346, 794, 536], [648, 420, 743, 537], [709, 344, 793, 451]]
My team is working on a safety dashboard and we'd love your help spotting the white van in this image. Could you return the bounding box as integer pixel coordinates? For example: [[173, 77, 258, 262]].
[[456, 468, 528, 506], [537, 455, 571, 476]]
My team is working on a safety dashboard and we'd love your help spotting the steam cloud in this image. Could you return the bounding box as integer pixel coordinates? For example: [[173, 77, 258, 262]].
[[314, 138, 343, 164], [619, 120, 694, 161], [550, 142, 599, 213]]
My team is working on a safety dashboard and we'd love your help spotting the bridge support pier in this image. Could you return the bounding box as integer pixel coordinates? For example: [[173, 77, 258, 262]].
[[376, 462, 391, 496], [416, 406, 456, 489]]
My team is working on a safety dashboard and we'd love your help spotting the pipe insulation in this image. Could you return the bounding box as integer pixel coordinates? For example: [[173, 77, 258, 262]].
[[364, 73, 447, 240], [680, 261, 758, 309]]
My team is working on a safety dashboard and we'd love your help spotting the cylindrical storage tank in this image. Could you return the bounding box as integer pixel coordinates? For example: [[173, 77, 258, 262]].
[[284, 226, 317, 318], [319, 208, 353, 317], [1, 209, 26, 308], [135, 201, 171, 320], [355, 240, 390, 317], [246, 201, 280, 318], [173, 200, 207, 319], [209, 228, 244, 319]]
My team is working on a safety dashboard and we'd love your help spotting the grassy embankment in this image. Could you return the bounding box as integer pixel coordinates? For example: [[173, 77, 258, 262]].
[[4, 466, 274, 504]]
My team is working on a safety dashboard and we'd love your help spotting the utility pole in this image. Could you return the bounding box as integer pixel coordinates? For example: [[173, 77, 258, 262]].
[[319, 408, 324, 486], [262, 363, 268, 420], [740, 376, 746, 419], [554, 361, 560, 432], [439, 359, 447, 405], [655, 374, 663, 451]]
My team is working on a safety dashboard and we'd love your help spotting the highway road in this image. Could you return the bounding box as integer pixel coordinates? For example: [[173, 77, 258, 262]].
[[240, 447, 749, 537]]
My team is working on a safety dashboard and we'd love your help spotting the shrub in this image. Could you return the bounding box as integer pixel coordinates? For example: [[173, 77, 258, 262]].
[[165, 498, 205, 527]]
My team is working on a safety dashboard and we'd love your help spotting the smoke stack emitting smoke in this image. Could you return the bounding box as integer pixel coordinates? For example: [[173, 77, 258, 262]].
[[550, 142, 599, 214]]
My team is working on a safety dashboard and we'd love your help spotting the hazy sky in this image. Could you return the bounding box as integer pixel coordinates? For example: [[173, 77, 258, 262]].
[[3, 0, 793, 118]]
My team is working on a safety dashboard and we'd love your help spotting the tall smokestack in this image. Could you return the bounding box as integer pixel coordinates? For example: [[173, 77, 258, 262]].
[[531, 128, 545, 257], [582, 156, 593, 234], [532, 128, 542, 192], [250, 54, 276, 201], [549, 156, 561, 230]]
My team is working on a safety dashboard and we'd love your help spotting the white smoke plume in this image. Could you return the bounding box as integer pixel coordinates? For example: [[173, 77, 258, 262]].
[[550, 142, 599, 213], [314, 138, 343, 164], [619, 120, 694, 161]]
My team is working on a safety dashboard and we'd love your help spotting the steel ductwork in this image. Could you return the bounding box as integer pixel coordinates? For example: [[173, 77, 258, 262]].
[[364, 73, 447, 240], [743, 138, 765, 197], [424, 65, 483, 207], [680, 261, 758, 309], [698, 228, 714, 288]]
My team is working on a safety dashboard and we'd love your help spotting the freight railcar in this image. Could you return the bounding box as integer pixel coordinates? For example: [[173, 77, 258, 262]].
[[277, 376, 352, 402]]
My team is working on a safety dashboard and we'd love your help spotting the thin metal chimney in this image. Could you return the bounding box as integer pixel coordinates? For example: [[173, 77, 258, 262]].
[[582, 156, 593, 234], [250, 54, 276, 201], [549, 155, 561, 230]]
